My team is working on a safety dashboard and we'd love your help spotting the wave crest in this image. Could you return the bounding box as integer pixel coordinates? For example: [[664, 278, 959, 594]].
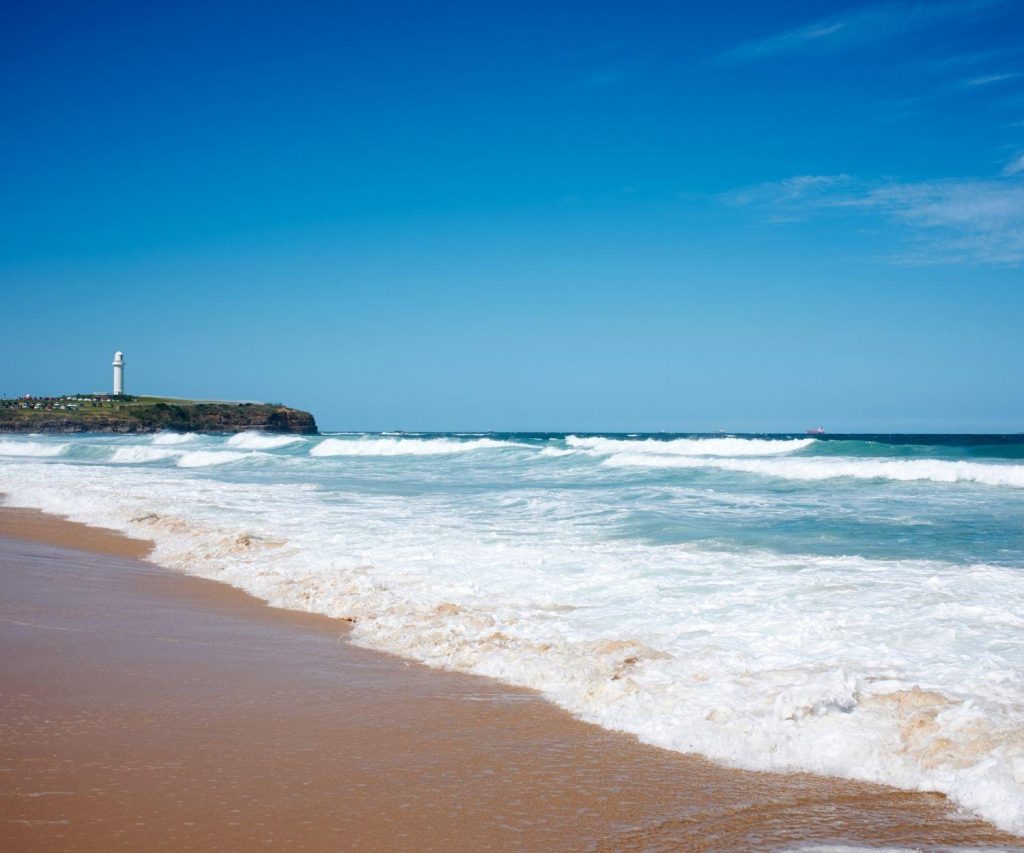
[[604, 453, 1024, 488], [310, 437, 521, 457], [226, 431, 304, 450], [176, 450, 251, 468], [567, 435, 815, 456], [0, 440, 67, 457], [151, 432, 198, 445], [110, 447, 179, 464]]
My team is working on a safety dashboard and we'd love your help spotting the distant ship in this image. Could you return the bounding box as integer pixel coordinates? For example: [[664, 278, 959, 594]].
[[806, 427, 826, 435]]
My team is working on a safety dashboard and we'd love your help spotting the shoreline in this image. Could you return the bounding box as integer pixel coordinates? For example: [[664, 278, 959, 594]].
[[1, 505, 1022, 850]]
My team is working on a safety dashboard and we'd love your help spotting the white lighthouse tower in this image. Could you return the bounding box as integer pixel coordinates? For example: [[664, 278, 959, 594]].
[[112, 351, 125, 396]]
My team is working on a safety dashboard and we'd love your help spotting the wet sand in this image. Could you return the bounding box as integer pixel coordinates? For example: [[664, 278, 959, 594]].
[[1, 506, 1021, 851]]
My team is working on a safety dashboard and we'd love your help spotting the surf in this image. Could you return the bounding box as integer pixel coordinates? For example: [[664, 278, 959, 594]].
[[1, 430, 1023, 834]]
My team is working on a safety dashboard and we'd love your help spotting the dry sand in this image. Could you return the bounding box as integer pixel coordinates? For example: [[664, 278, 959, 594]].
[[1, 506, 1021, 851]]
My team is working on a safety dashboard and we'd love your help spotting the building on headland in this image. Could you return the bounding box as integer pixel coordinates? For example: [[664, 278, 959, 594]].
[[113, 351, 125, 396]]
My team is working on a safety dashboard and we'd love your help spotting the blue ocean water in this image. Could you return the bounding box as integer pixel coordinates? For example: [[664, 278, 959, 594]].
[[1, 430, 1023, 832]]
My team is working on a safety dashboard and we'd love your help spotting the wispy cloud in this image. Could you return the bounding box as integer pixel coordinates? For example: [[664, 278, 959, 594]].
[[723, 170, 1024, 265], [904, 46, 1022, 74], [961, 72, 1021, 87], [719, 1, 1001, 64], [873, 68, 1022, 118], [1003, 153, 1024, 175]]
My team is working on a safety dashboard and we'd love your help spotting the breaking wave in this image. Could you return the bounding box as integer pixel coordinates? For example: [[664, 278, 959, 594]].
[[151, 432, 198, 445], [0, 440, 68, 457], [539, 446, 574, 457], [310, 437, 522, 457], [226, 431, 305, 450], [176, 450, 252, 468], [568, 435, 816, 456], [604, 453, 1024, 488], [109, 447, 180, 464]]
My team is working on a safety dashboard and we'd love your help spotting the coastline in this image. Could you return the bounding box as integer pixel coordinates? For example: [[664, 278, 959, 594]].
[[1, 506, 1022, 851]]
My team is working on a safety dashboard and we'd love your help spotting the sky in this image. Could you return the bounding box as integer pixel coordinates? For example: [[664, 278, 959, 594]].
[[2, 0, 1023, 432]]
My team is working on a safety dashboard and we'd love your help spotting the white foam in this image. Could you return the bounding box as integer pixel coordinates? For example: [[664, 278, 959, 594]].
[[310, 437, 521, 457], [568, 435, 816, 456], [0, 440, 67, 457], [2, 444, 1023, 836], [539, 446, 574, 457], [226, 431, 304, 450], [604, 453, 1024, 488], [176, 450, 250, 468], [109, 447, 180, 464], [151, 432, 198, 445]]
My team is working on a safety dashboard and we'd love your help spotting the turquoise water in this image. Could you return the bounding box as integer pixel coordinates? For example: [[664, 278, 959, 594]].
[[1, 430, 1023, 832]]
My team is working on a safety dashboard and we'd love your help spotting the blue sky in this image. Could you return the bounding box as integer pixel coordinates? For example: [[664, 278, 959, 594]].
[[2, 0, 1022, 431]]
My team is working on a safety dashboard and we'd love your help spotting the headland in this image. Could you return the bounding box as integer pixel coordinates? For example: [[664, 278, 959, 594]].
[[0, 395, 317, 434]]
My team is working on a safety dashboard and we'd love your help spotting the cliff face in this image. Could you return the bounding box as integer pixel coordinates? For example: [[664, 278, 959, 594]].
[[0, 400, 318, 435]]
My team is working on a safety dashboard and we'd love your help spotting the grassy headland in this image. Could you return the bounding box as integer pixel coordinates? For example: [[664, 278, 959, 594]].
[[0, 395, 317, 434]]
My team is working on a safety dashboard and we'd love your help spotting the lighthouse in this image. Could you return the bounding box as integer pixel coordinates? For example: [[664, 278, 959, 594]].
[[112, 351, 125, 396]]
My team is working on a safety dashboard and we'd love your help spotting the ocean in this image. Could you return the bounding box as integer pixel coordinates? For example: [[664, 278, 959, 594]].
[[2, 430, 1023, 834]]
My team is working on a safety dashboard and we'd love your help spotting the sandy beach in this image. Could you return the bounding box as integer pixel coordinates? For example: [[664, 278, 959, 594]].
[[1, 506, 1021, 851]]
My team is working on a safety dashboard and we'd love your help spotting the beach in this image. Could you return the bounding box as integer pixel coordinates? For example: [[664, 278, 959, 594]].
[[6, 0, 1022, 843], [2, 505, 1022, 851]]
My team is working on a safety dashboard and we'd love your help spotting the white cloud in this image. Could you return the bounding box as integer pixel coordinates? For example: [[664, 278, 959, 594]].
[[905, 46, 1023, 75], [961, 72, 1020, 87], [1003, 153, 1024, 176], [724, 171, 1024, 266], [722, 175, 850, 208], [719, 1, 1003, 64]]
